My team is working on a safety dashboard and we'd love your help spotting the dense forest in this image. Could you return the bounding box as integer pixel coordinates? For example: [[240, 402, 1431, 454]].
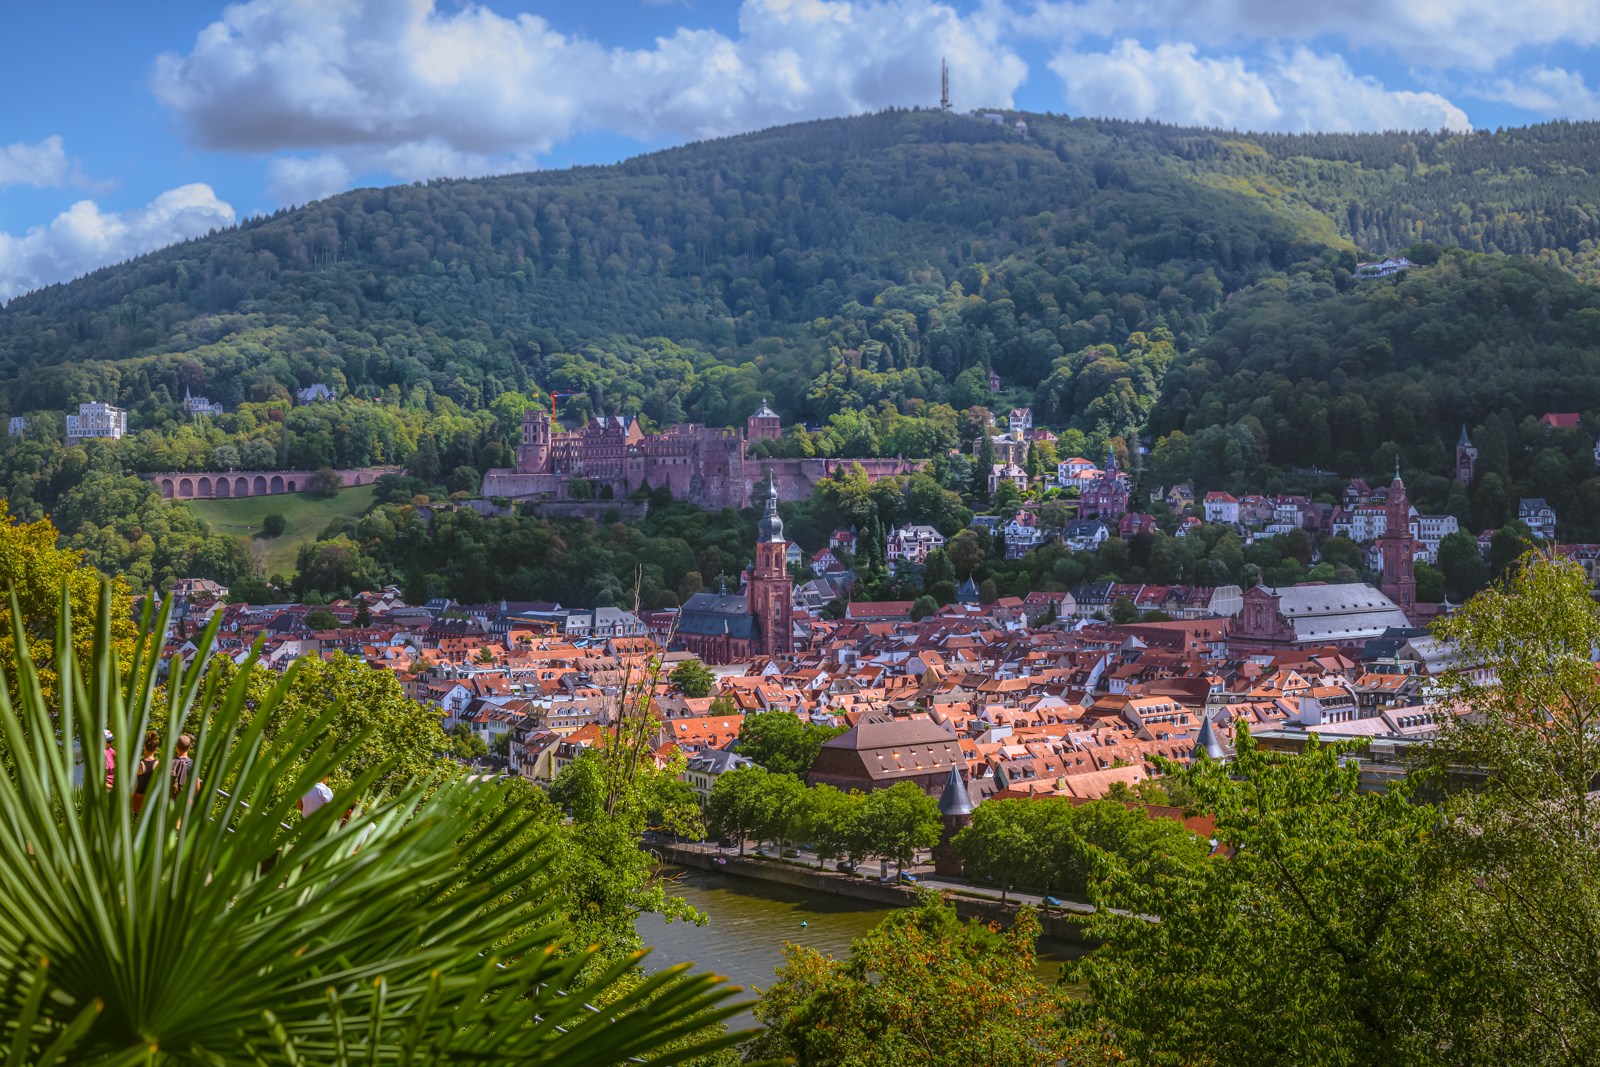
[[10, 108, 1600, 596]]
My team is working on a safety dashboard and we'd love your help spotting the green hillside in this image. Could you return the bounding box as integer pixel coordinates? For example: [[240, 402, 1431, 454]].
[[185, 485, 377, 576], [11, 110, 1600, 598]]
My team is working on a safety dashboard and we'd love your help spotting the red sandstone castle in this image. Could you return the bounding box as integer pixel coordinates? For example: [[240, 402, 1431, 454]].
[[481, 400, 921, 507]]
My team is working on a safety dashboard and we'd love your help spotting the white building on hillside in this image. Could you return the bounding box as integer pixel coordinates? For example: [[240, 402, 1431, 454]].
[[65, 402, 127, 441]]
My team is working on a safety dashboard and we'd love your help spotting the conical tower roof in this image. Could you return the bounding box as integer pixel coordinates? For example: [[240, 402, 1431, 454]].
[[1458, 424, 1472, 447], [938, 763, 973, 816], [1194, 714, 1230, 761]]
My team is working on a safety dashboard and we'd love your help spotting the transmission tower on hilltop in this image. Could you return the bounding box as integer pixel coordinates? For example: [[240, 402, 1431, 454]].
[[940, 57, 951, 112]]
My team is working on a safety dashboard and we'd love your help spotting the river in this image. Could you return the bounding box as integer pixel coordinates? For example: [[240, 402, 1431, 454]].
[[635, 864, 1085, 1029]]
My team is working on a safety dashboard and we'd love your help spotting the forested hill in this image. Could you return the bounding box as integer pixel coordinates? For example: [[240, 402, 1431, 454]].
[[9, 109, 1600, 441]]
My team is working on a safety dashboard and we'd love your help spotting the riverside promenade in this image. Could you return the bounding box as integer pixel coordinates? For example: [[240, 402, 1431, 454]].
[[652, 840, 1105, 945]]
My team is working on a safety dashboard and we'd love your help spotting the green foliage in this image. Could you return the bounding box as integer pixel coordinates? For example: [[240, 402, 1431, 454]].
[[670, 659, 717, 699], [746, 899, 1096, 1067], [261, 512, 286, 536], [447, 722, 489, 760], [0, 585, 749, 1065], [302, 607, 339, 631], [854, 781, 941, 875], [1071, 728, 1486, 1065], [955, 795, 1208, 902], [1427, 553, 1600, 1063], [734, 708, 845, 777]]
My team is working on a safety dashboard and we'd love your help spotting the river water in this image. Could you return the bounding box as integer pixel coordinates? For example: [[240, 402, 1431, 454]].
[[635, 864, 1084, 1029]]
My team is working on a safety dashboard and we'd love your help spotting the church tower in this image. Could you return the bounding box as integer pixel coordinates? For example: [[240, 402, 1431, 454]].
[[748, 473, 794, 656], [1455, 425, 1478, 488], [516, 408, 552, 475], [1380, 468, 1417, 620]]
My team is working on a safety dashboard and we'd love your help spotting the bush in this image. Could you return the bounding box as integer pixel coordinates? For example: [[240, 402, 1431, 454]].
[[304, 608, 339, 630], [261, 513, 286, 537]]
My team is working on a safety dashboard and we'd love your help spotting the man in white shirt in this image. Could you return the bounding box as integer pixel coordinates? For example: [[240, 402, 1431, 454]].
[[299, 777, 334, 817]]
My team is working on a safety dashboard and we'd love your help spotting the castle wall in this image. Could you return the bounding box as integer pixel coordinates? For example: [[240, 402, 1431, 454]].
[[749, 457, 926, 502], [143, 466, 400, 500]]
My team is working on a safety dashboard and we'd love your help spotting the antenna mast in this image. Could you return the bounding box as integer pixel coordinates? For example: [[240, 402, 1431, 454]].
[[940, 57, 951, 112]]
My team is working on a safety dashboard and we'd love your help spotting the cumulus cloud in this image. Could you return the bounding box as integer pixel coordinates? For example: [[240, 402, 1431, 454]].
[[1480, 66, 1600, 119], [1050, 41, 1471, 133], [0, 136, 72, 188], [0, 135, 115, 192], [0, 184, 235, 302], [266, 154, 356, 205], [152, 0, 1026, 173], [1021, 0, 1600, 71]]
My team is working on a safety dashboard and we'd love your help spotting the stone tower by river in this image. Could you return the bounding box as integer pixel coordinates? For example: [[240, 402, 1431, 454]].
[[932, 763, 974, 877]]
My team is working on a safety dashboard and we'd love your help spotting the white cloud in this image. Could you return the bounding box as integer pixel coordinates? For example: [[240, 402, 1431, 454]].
[[0, 184, 236, 302], [1480, 67, 1600, 119], [152, 0, 1027, 175], [1050, 41, 1471, 133], [0, 135, 115, 193], [266, 154, 355, 205], [1021, 0, 1600, 71], [0, 136, 71, 188]]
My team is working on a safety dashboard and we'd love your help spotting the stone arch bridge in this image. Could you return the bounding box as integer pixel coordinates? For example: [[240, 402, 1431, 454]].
[[141, 466, 402, 500]]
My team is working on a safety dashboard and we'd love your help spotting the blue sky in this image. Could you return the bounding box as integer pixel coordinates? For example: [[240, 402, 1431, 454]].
[[3, 0, 1600, 301]]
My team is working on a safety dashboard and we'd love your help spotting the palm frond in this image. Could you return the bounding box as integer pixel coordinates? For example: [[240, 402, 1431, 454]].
[[0, 581, 762, 1065]]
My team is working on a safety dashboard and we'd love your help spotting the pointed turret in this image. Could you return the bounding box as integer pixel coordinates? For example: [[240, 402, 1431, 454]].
[[1194, 714, 1230, 761], [1458, 424, 1472, 448], [938, 763, 973, 816], [758, 470, 785, 543]]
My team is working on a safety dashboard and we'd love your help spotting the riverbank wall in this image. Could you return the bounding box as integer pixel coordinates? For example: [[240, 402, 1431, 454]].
[[655, 844, 1104, 946]]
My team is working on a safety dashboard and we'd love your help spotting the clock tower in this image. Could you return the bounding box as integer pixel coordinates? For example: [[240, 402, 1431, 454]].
[[748, 473, 794, 656], [1379, 468, 1417, 622]]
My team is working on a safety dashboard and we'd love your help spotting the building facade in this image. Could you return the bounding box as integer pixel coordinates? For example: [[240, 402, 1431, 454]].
[[485, 407, 918, 509], [65, 402, 127, 440]]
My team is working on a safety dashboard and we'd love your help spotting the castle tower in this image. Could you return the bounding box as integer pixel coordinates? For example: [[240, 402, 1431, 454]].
[[516, 408, 552, 475], [748, 473, 794, 656], [746, 399, 781, 442], [1455, 425, 1478, 488], [1380, 466, 1417, 620], [931, 763, 974, 876]]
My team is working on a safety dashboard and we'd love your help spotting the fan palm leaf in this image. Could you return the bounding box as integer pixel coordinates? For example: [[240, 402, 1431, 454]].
[[0, 581, 757, 1065]]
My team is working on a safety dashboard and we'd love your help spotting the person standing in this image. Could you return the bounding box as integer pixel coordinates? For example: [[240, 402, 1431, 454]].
[[169, 735, 195, 800], [131, 731, 159, 812], [299, 777, 334, 817]]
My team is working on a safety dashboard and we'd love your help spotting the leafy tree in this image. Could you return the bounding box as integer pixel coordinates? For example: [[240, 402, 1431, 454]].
[[1071, 730, 1486, 1066], [447, 464, 481, 495], [0, 501, 135, 712], [1415, 561, 1446, 603], [747, 899, 1091, 1066], [803, 784, 865, 870], [313, 466, 342, 497], [1110, 596, 1140, 624], [670, 659, 717, 698], [0, 585, 748, 1065], [1489, 520, 1541, 577], [303, 607, 339, 631], [704, 764, 771, 856], [855, 781, 941, 876], [410, 433, 441, 483], [1428, 551, 1600, 1064], [447, 722, 489, 760], [260, 513, 286, 537], [909, 594, 937, 621], [755, 772, 811, 855], [1436, 529, 1488, 598], [736, 708, 846, 776]]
